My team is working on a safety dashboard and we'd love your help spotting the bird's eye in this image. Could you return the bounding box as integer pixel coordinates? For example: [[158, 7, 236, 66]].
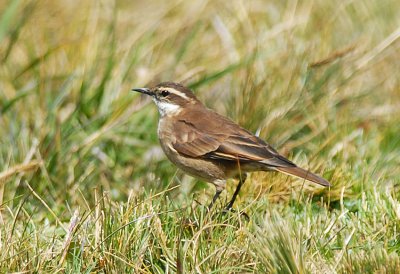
[[161, 90, 170, 97]]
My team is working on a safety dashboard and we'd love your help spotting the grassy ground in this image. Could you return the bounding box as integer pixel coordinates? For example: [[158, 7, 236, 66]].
[[1, 0, 400, 272]]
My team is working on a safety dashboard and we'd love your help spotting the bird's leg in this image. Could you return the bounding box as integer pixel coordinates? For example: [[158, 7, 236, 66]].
[[208, 180, 226, 210], [208, 189, 222, 210], [225, 173, 247, 211]]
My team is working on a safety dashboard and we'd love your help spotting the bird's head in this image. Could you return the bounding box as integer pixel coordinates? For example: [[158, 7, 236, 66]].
[[132, 82, 199, 116]]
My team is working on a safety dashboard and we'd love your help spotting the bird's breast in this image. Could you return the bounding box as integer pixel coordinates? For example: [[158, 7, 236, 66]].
[[157, 118, 176, 152]]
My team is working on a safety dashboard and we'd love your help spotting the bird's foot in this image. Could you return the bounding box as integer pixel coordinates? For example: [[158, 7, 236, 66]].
[[181, 217, 199, 229], [221, 206, 249, 221]]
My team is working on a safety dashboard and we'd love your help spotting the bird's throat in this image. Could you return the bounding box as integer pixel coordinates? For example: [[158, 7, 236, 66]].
[[153, 99, 181, 116]]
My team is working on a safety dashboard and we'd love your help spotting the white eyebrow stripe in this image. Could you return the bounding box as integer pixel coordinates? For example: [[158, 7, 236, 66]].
[[162, 87, 189, 99]]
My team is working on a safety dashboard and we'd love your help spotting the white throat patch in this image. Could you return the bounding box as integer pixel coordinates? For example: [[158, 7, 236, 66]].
[[153, 99, 181, 116]]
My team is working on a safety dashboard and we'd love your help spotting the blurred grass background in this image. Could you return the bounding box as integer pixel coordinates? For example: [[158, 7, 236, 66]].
[[0, 0, 400, 272]]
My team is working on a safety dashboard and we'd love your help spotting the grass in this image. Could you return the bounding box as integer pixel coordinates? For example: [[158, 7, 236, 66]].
[[1, 0, 400, 272]]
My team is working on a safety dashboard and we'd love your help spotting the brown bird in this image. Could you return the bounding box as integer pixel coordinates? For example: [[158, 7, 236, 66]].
[[133, 82, 330, 210]]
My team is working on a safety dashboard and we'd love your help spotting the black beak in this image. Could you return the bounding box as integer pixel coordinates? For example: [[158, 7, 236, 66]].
[[132, 88, 153, 96]]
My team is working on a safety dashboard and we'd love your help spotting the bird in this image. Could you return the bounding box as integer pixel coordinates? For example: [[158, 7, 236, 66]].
[[132, 82, 330, 210]]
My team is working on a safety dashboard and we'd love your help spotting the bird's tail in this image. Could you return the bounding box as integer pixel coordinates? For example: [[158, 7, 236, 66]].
[[275, 166, 330, 187]]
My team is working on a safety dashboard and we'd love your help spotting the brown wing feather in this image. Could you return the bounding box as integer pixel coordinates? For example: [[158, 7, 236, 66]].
[[172, 130, 221, 157], [171, 107, 295, 168]]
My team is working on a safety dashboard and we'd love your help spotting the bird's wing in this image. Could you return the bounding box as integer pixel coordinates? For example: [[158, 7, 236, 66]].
[[171, 109, 295, 168], [209, 134, 296, 167]]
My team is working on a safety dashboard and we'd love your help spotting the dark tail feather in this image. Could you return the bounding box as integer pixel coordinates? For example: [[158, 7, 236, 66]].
[[275, 166, 330, 187]]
